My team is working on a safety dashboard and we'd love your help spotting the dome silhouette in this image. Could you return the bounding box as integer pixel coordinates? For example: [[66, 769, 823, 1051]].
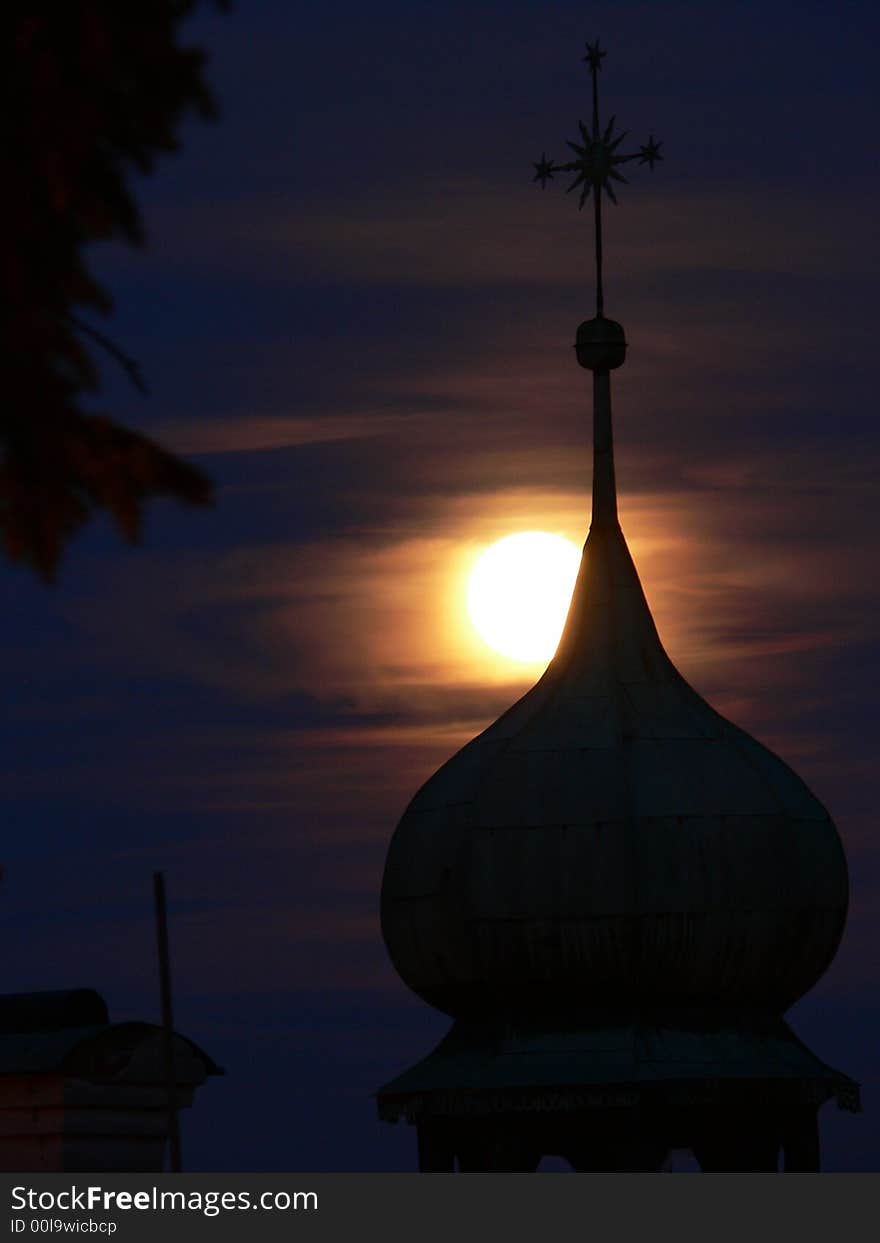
[[381, 510, 848, 1019]]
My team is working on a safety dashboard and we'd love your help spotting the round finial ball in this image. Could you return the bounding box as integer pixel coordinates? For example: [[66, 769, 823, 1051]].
[[575, 316, 627, 370]]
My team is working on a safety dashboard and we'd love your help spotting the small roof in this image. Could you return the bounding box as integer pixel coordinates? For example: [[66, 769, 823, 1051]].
[[378, 1015, 860, 1122], [0, 990, 223, 1080]]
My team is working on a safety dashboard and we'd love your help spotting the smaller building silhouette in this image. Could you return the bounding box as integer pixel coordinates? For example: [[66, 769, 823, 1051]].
[[0, 990, 220, 1171]]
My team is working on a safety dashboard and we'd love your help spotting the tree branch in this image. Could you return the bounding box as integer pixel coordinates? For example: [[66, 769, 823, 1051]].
[[66, 312, 149, 396]]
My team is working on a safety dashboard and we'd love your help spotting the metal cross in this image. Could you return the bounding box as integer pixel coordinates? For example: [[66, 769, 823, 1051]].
[[533, 39, 663, 316]]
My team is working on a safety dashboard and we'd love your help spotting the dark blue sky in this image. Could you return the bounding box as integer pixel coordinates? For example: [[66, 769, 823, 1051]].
[[2, 0, 878, 1170]]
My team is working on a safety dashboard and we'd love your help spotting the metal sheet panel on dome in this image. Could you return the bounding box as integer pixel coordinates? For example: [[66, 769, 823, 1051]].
[[509, 693, 621, 750], [723, 726, 836, 820], [409, 740, 488, 809], [470, 748, 629, 827], [383, 804, 458, 895], [631, 814, 805, 911], [617, 681, 719, 740], [465, 822, 632, 917], [627, 736, 785, 819]]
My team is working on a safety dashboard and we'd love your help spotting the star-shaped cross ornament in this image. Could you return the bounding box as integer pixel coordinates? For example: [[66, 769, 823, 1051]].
[[532, 153, 556, 188], [532, 40, 664, 316], [582, 38, 606, 72], [533, 39, 663, 208], [638, 135, 664, 169]]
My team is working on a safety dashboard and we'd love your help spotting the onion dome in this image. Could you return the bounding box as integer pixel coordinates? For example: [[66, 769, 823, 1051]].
[[380, 40, 847, 1028], [380, 339, 847, 1020]]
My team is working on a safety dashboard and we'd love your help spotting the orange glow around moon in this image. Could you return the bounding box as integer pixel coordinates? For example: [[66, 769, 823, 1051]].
[[466, 531, 581, 664]]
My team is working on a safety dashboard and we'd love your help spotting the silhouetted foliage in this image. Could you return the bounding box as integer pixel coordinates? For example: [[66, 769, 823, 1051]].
[[4, 2, 229, 580]]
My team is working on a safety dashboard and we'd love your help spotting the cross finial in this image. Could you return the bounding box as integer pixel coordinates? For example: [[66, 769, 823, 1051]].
[[533, 41, 663, 316], [582, 38, 606, 72]]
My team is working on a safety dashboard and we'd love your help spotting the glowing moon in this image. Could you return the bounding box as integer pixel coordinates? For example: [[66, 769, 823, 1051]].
[[466, 531, 581, 664]]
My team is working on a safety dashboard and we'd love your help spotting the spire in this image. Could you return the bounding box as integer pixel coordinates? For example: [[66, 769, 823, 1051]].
[[533, 40, 663, 530], [591, 370, 618, 528]]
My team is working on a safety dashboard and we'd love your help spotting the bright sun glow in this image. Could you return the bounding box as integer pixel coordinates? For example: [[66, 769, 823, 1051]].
[[466, 531, 581, 664]]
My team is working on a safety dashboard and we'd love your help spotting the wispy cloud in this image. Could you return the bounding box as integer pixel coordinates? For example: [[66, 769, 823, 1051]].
[[143, 181, 878, 289], [154, 411, 419, 456]]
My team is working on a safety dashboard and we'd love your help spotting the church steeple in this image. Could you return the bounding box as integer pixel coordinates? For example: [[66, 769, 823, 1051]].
[[534, 40, 661, 531], [377, 41, 857, 1174]]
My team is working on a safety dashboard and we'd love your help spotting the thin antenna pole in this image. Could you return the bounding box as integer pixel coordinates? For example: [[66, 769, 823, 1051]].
[[154, 870, 183, 1173]]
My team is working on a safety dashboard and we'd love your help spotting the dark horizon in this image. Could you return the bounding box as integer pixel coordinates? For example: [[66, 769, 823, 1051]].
[[2, 0, 878, 1170]]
